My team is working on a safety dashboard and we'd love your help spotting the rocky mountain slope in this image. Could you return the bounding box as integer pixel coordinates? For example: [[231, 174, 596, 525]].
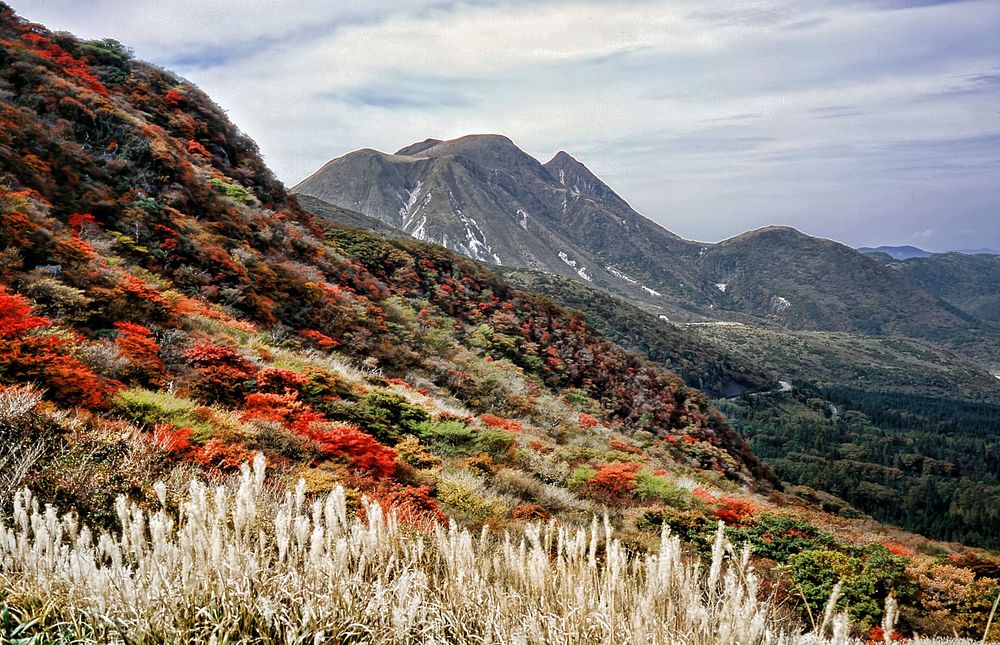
[[296, 139, 1000, 367], [293, 136, 708, 318]]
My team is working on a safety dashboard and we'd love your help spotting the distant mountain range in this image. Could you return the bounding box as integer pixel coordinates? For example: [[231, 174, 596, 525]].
[[294, 135, 1000, 368], [857, 245, 934, 260], [858, 245, 1000, 259]]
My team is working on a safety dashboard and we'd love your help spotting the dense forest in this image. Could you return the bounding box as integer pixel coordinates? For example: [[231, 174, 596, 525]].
[[720, 386, 1000, 548]]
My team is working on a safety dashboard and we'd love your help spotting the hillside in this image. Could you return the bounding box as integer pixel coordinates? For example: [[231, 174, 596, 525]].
[[3, 5, 1000, 641], [501, 268, 776, 398], [298, 139, 1000, 368], [857, 245, 933, 259], [887, 253, 1000, 326]]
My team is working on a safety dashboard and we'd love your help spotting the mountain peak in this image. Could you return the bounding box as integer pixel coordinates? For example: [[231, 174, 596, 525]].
[[395, 138, 442, 156]]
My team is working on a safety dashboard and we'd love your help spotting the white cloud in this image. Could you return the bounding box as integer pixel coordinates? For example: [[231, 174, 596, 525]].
[[11, 0, 1000, 250]]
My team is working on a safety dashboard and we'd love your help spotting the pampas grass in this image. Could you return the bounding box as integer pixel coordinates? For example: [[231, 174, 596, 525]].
[[0, 455, 976, 644]]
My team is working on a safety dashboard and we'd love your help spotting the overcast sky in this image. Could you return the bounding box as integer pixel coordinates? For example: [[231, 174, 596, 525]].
[[15, 0, 1000, 250]]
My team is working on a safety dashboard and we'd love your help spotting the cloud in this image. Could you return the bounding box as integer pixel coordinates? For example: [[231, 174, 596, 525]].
[[10, 0, 1000, 251]]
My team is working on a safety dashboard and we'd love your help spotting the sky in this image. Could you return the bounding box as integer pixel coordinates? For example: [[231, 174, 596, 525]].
[[13, 0, 1000, 250]]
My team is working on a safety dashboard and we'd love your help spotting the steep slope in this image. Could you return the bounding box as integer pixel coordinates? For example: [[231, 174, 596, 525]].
[[294, 193, 411, 240], [888, 253, 1000, 326]]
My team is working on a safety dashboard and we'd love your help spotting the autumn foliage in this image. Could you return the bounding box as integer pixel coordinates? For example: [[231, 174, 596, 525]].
[[0, 286, 115, 408], [586, 463, 641, 503]]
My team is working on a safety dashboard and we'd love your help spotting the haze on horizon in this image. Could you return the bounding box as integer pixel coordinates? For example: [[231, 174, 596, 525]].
[[16, 0, 1000, 252]]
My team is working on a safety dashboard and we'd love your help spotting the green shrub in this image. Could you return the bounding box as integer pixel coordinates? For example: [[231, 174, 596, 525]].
[[727, 514, 838, 562], [635, 507, 714, 548], [415, 419, 475, 456], [208, 178, 256, 205], [363, 390, 429, 443], [786, 544, 915, 631], [634, 471, 691, 508], [475, 429, 516, 459], [113, 388, 215, 439], [566, 465, 597, 492]]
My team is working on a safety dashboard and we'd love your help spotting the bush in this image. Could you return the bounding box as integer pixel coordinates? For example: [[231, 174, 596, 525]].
[[475, 428, 517, 459], [364, 389, 429, 443], [586, 463, 640, 504], [113, 388, 215, 440], [727, 514, 838, 562], [436, 470, 507, 522], [634, 471, 691, 508], [414, 419, 475, 456], [566, 465, 597, 492]]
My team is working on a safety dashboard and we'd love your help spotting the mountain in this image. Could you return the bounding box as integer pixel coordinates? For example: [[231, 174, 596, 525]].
[[889, 253, 1000, 326], [0, 3, 782, 509], [293, 135, 708, 320], [956, 248, 1000, 255], [298, 138, 1000, 367], [294, 193, 411, 240], [857, 245, 933, 259]]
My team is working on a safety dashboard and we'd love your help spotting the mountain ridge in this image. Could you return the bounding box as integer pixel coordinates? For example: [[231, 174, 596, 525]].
[[296, 137, 1000, 368]]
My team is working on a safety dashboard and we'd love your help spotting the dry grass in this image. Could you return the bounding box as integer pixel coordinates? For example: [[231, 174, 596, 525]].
[[0, 456, 977, 644]]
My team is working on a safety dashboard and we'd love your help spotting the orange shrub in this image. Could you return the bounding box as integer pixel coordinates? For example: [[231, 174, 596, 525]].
[[587, 463, 641, 503], [480, 414, 521, 432], [715, 497, 758, 526], [608, 439, 643, 455], [365, 483, 445, 526]]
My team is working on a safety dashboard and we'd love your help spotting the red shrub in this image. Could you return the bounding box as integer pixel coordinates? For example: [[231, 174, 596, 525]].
[[191, 437, 257, 470], [304, 423, 397, 478], [480, 414, 522, 432], [153, 423, 192, 457], [114, 321, 165, 381], [512, 503, 551, 521], [608, 439, 643, 455], [587, 463, 641, 502], [241, 390, 396, 477], [242, 391, 302, 424], [578, 412, 599, 428], [715, 497, 758, 526], [186, 139, 211, 157], [692, 487, 716, 504], [21, 32, 108, 96], [164, 88, 186, 107], [183, 341, 253, 370], [365, 483, 445, 526], [255, 367, 309, 393], [67, 212, 99, 235], [880, 541, 915, 557], [866, 627, 904, 644], [299, 329, 339, 349], [0, 286, 116, 408], [0, 287, 49, 339]]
